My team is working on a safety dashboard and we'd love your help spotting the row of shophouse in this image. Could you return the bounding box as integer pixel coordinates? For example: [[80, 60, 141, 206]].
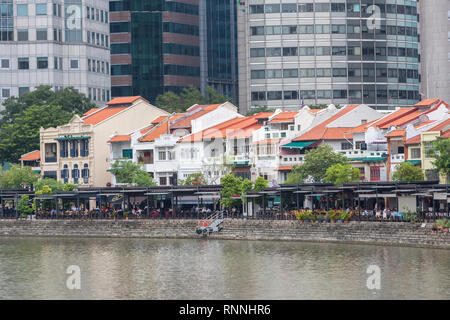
[[19, 97, 450, 187]]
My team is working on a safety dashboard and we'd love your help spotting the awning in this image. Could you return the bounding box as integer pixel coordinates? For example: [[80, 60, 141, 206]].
[[349, 157, 387, 162], [55, 136, 91, 141], [281, 141, 315, 149], [405, 160, 421, 165]]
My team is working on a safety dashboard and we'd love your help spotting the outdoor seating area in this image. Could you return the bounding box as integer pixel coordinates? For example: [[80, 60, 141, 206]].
[[0, 182, 449, 222]]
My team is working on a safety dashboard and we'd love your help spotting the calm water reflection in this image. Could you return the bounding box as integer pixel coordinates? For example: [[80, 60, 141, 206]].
[[0, 237, 448, 300]]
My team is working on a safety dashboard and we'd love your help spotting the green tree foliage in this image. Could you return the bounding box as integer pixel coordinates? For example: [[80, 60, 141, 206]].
[[253, 176, 269, 191], [178, 172, 207, 186], [1, 85, 95, 123], [17, 195, 33, 216], [432, 138, 450, 180], [284, 165, 304, 184], [245, 105, 271, 116], [296, 145, 348, 183], [324, 163, 361, 186], [392, 162, 424, 182], [155, 86, 233, 113], [0, 165, 39, 189], [110, 161, 156, 187], [0, 104, 73, 163], [220, 174, 268, 208], [34, 178, 75, 194]]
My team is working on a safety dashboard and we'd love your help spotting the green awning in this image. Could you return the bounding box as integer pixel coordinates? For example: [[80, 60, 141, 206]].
[[406, 159, 421, 165], [32, 170, 41, 173], [281, 141, 315, 149], [349, 157, 387, 162], [55, 136, 91, 141], [233, 161, 249, 166]]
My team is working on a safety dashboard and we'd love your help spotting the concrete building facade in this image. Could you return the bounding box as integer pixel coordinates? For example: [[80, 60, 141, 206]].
[[237, 0, 421, 114], [418, 0, 450, 103], [0, 0, 111, 108]]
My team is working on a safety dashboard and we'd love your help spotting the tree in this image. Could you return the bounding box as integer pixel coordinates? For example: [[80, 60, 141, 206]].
[[392, 162, 424, 182], [0, 165, 39, 189], [297, 145, 348, 182], [0, 104, 73, 163], [284, 165, 304, 184], [245, 105, 271, 116], [110, 161, 156, 187], [324, 163, 361, 186], [17, 195, 33, 217], [155, 86, 233, 113], [34, 178, 75, 193], [432, 138, 450, 182], [179, 172, 207, 186], [1, 85, 95, 123], [253, 176, 269, 191]]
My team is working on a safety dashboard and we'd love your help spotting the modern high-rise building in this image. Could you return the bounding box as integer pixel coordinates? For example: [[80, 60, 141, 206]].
[[109, 0, 201, 102], [200, 0, 239, 104], [419, 0, 450, 103], [237, 0, 421, 114], [0, 0, 111, 108]]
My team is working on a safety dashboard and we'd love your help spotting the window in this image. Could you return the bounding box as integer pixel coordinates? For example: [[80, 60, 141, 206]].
[[250, 48, 265, 57], [250, 5, 264, 14], [283, 47, 297, 56], [80, 140, 89, 157], [1, 88, 10, 98], [411, 148, 421, 159], [72, 164, 80, 184], [159, 177, 167, 186], [317, 90, 332, 99], [37, 57, 48, 69], [282, 4, 297, 13], [35, 3, 47, 15], [61, 165, 69, 183], [299, 47, 314, 56], [341, 142, 352, 150], [18, 87, 29, 96], [17, 29, 28, 41], [159, 151, 166, 161], [370, 166, 381, 181], [266, 26, 281, 35], [424, 142, 435, 158], [17, 4, 28, 16], [265, 4, 280, 13], [251, 70, 265, 79], [298, 3, 313, 12], [283, 69, 298, 78], [82, 164, 89, 184], [36, 28, 47, 40], [266, 47, 281, 56], [266, 69, 282, 79], [283, 90, 298, 100], [18, 58, 29, 70], [300, 68, 315, 77], [317, 68, 331, 77], [267, 91, 282, 100], [70, 60, 79, 69], [1, 59, 9, 68]]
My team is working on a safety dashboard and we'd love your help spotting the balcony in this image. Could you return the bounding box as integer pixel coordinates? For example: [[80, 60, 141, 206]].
[[390, 153, 405, 163], [341, 150, 388, 162]]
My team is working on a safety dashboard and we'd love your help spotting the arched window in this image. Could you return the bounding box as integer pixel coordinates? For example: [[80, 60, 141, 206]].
[[81, 163, 89, 184], [72, 164, 80, 184], [61, 164, 69, 183]]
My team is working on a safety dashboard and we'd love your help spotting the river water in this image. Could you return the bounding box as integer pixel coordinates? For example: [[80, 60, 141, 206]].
[[0, 237, 448, 300]]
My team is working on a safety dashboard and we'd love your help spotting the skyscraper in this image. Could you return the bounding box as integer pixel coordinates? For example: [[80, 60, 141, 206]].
[[0, 0, 111, 108], [109, 0, 201, 102], [237, 0, 421, 114], [200, 0, 239, 104], [419, 0, 450, 103]]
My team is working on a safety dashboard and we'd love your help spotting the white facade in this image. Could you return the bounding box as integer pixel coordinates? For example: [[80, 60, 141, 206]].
[[0, 0, 110, 109]]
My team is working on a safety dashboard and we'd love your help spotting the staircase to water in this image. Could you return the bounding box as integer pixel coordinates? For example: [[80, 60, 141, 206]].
[[196, 211, 224, 236]]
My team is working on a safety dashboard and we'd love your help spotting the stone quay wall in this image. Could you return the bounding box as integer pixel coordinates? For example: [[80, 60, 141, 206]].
[[0, 219, 448, 249]]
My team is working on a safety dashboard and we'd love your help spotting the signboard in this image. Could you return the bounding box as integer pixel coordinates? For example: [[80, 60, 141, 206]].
[[65, 0, 82, 42]]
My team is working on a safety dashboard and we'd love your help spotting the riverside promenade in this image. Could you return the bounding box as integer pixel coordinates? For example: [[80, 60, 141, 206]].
[[0, 219, 448, 249]]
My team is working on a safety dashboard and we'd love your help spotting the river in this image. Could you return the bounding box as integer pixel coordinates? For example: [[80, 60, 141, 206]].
[[0, 237, 448, 300]]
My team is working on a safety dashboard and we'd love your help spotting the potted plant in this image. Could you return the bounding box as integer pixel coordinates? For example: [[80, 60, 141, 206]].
[[329, 211, 338, 223], [124, 211, 130, 221], [307, 211, 316, 223], [436, 219, 450, 232], [340, 211, 351, 223], [112, 211, 117, 221], [296, 211, 306, 223]]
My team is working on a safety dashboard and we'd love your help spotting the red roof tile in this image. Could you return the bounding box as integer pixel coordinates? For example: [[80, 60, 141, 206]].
[[293, 106, 358, 141], [107, 96, 145, 106], [83, 107, 128, 125], [19, 150, 40, 161], [269, 112, 298, 123], [83, 108, 100, 116], [406, 118, 450, 144], [108, 135, 131, 143], [170, 105, 221, 129], [414, 98, 440, 107], [385, 129, 406, 138], [277, 166, 292, 171]]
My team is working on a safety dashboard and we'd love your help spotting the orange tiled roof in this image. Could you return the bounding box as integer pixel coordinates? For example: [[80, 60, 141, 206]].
[[139, 114, 184, 142], [385, 129, 406, 138], [277, 166, 292, 171], [348, 119, 379, 133], [108, 135, 131, 143], [269, 112, 298, 123], [83, 108, 100, 117], [293, 106, 358, 141], [19, 150, 40, 161], [107, 96, 145, 106], [374, 107, 418, 129], [406, 118, 450, 144], [414, 98, 440, 107], [83, 107, 128, 125], [151, 115, 169, 125], [170, 105, 221, 129], [309, 109, 322, 114]]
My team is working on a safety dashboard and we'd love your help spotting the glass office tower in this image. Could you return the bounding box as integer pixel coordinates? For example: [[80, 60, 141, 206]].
[[237, 0, 421, 113], [109, 0, 200, 102]]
